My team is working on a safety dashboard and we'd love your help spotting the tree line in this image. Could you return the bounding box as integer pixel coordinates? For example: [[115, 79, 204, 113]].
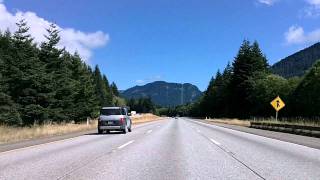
[[126, 97, 156, 114], [165, 40, 320, 120], [0, 20, 121, 126]]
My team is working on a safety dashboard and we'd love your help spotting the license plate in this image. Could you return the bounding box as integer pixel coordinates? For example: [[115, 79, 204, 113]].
[[107, 121, 114, 125]]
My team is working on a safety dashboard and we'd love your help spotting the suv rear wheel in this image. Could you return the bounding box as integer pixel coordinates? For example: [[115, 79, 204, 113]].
[[123, 127, 128, 134]]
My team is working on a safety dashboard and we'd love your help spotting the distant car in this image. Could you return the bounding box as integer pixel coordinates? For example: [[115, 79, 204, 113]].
[[98, 107, 132, 134]]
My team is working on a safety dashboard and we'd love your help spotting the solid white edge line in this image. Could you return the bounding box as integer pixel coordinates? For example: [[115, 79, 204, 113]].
[[210, 138, 221, 146], [117, 140, 134, 149], [187, 118, 320, 150], [0, 136, 81, 155]]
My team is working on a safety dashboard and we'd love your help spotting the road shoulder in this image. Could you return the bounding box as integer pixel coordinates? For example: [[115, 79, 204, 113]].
[[0, 118, 164, 153], [0, 130, 96, 153], [192, 119, 320, 150]]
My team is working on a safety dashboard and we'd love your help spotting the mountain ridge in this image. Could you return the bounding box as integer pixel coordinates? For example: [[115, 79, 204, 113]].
[[271, 42, 320, 78], [121, 81, 202, 107]]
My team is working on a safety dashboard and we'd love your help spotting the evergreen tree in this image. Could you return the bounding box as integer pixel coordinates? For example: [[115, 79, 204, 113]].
[[229, 40, 269, 118], [207, 71, 223, 117], [0, 20, 116, 125], [10, 20, 48, 125], [110, 82, 119, 96], [222, 62, 232, 81], [70, 54, 98, 122], [93, 65, 112, 107], [200, 62, 233, 118], [126, 97, 155, 113], [251, 41, 269, 71], [200, 76, 215, 117], [0, 50, 22, 125], [291, 60, 320, 117], [102, 75, 113, 105], [40, 23, 74, 122], [219, 62, 233, 116], [127, 98, 136, 111]]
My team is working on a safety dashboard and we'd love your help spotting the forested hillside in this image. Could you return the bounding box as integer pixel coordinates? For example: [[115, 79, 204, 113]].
[[167, 40, 320, 120], [121, 81, 202, 107], [271, 42, 320, 78], [0, 20, 121, 126]]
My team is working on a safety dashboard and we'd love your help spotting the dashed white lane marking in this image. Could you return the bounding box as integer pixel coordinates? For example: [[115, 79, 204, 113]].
[[210, 138, 221, 146], [118, 140, 134, 149], [147, 130, 153, 134]]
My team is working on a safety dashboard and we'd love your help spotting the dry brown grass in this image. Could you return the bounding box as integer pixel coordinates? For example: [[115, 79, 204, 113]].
[[0, 114, 161, 144], [205, 118, 251, 127], [131, 113, 161, 124], [251, 119, 320, 127], [0, 121, 98, 144], [204, 118, 320, 128]]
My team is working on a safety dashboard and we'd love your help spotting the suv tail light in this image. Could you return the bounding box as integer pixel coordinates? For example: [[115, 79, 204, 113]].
[[119, 118, 125, 124]]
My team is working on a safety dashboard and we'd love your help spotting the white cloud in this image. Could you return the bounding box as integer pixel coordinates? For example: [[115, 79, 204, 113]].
[[257, 0, 278, 6], [285, 25, 320, 45], [307, 0, 320, 6], [0, 2, 109, 62], [135, 75, 162, 85], [303, 0, 320, 17], [136, 80, 145, 84]]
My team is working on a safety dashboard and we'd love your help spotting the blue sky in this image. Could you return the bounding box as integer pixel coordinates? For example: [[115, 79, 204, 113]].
[[1, 0, 320, 90]]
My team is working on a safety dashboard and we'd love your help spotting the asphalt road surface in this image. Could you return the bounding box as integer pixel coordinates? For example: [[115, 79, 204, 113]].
[[1, 118, 320, 180]]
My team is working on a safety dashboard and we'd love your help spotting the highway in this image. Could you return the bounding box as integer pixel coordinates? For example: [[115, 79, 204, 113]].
[[1, 118, 320, 180]]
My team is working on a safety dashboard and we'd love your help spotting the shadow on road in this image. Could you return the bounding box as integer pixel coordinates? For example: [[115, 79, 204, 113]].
[[85, 131, 124, 135]]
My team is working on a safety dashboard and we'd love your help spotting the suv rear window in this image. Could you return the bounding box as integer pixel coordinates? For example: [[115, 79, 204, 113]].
[[100, 109, 122, 115], [121, 108, 126, 115]]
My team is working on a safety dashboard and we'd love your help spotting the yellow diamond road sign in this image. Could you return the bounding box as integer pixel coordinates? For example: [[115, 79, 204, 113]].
[[270, 96, 285, 112]]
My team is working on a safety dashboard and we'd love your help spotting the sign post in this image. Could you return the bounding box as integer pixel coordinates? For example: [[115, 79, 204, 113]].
[[270, 96, 285, 121]]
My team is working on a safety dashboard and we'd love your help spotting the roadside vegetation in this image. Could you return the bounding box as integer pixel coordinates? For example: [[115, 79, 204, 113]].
[[0, 20, 124, 127], [159, 40, 320, 125], [204, 119, 251, 127], [250, 118, 320, 127], [204, 118, 320, 127], [0, 121, 98, 144], [0, 20, 162, 143], [126, 97, 156, 114], [0, 113, 160, 144], [131, 113, 160, 124]]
